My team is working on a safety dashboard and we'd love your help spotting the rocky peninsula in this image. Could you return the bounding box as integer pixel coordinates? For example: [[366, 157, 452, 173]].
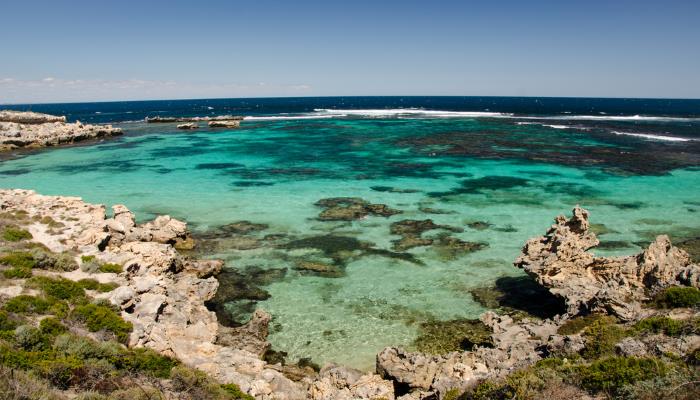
[[0, 191, 698, 400], [0, 111, 122, 151]]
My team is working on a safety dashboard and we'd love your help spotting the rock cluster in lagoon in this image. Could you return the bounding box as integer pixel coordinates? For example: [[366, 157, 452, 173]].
[[0, 110, 122, 150], [1, 191, 698, 399]]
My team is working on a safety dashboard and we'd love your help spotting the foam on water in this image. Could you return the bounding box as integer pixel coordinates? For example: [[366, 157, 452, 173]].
[[612, 131, 695, 142]]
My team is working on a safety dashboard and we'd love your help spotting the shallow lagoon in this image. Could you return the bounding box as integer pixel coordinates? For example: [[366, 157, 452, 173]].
[[1, 115, 699, 369]]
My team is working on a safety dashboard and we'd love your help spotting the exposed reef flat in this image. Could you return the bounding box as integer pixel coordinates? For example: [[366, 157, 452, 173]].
[[1, 191, 698, 399], [0, 110, 122, 150], [146, 115, 244, 123]]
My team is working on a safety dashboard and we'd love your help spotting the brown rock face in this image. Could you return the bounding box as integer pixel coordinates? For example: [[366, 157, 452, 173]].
[[515, 206, 700, 320]]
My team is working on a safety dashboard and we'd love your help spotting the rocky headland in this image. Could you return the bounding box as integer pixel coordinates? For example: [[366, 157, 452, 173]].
[[0, 192, 698, 400], [0, 110, 122, 150]]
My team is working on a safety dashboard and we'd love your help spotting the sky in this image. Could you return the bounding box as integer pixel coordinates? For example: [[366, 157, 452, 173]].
[[1, 0, 699, 103]]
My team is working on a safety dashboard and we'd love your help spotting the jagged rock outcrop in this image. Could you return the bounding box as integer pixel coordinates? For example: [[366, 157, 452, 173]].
[[0, 110, 122, 150], [514, 206, 700, 320], [309, 364, 395, 400], [376, 313, 563, 395]]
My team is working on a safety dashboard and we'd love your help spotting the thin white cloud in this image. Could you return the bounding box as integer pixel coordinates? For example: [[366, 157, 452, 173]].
[[0, 78, 314, 104]]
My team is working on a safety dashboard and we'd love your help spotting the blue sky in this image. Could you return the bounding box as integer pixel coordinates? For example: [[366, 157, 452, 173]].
[[1, 0, 699, 103]]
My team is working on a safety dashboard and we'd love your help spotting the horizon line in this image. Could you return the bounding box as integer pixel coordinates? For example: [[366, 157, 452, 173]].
[[3, 94, 700, 107]]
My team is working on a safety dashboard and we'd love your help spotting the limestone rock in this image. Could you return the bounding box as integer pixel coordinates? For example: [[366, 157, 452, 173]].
[[514, 206, 700, 320], [0, 111, 121, 150], [177, 123, 198, 129]]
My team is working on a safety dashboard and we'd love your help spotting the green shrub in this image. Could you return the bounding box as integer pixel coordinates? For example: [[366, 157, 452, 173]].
[[652, 287, 700, 308], [77, 279, 118, 293], [169, 365, 254, 399], [71, 303, 132, 343], [31, 249, 78, 271], [2, 226, 32, 241], [557, 314, 605, 335], [28, 276, 86, 302], [0, 251, 36, 269], [37, 356, 84, 390], [221, 383, 256, 400], [14, 325, 49, 351], [576, 356, 666, 395], [110, 347, 177, 378], [106, 387, 164, 400], [3, 295, 52, 314], [581, 316, 628, 359], [3, 266, 32, 279], [633, 316, 699, 337], [99, 263, 123, 274], [40, 317, 68, 337], [0, 311, 18, 331], [53, 334, 117, 360], [80, 255, 96, 263]]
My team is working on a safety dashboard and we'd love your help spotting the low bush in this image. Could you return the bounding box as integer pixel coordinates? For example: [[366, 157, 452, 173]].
[[31, 249, 78, 271], [221, 383, 256, 400], [3, 295, 52, 314], [37, 356, 84, 390], [0, 311, 18, 332], [14, 325, 49, 351], [28, 276, 86, 303], [40, 317, 68, 337], [2, 226, 32, 242], [2, 266, 32, 279], [581, 316, 628, 359], [170, 365, 254, 399], [78, 279, 118, 293], [633, 316, 699, 337], [652, 287, 700, 309], [110, 347, 177, 378], [576, 356, 667, 395], [99, 263, 123, 274], [0, 251, 36, 269], [71, 303, 132, 343], [557, 314, 606, 335]]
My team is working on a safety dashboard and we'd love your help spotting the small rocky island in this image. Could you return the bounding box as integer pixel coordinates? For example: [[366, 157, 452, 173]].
[[146, 115, 244, 129], [0, 190, 698, 400], [0, 110, 122, 150]]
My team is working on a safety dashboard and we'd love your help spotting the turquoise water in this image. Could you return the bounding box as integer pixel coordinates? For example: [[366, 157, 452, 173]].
[[2, 114, 700, 369]]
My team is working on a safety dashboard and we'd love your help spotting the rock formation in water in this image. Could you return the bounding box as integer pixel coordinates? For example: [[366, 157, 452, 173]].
[[0, 110, 122, 150], [177, 122, 199, 129], [209, 120, 242, 128], [146, 115, 244, 123], [515, 206, 700, 320]]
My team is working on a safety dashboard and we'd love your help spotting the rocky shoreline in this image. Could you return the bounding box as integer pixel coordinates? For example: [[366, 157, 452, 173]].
[[0, 190, 698, 399], [0, 111, 122, 150]]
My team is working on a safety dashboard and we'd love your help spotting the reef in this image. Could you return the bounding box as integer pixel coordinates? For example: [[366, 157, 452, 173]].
[[315, 197, 402, 221], [145, 115, 244, 123], [0, 110, 122, 150]]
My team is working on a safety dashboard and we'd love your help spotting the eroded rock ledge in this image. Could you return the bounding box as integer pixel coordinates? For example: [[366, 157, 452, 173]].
[[0, 110, 122, 150]]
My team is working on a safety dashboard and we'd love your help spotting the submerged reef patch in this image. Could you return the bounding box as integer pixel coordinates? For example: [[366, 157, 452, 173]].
[[315, 197, 402, 221]]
